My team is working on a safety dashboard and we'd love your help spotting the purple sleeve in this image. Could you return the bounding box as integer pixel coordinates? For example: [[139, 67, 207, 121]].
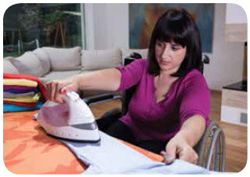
[[179, 71, 211, 126], [115, 59, 147, 91]]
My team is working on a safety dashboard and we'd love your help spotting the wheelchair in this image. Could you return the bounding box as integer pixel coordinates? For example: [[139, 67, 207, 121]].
[[84, 56, 225, 172]]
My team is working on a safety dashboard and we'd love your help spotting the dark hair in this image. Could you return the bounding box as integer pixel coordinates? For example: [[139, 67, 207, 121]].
[[147, 8, 202, 77]]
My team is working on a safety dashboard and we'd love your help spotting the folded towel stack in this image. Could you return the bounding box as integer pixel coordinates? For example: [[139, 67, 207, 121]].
[[3, 73, 47, 112]]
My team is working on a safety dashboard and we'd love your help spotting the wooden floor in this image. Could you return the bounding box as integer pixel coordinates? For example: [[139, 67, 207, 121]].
[[89, 90, 247, 172], [209, 90, 247, 172]]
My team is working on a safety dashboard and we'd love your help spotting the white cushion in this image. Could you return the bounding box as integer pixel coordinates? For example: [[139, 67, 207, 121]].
[[33, 48, 51, 74], [121, 48, 148, 60], [81, 49, 122, 70], [3, 58, 19, 74], [10, 52, 47, 77], [43, 47, 81, 71], [40, 70, 82, 84]]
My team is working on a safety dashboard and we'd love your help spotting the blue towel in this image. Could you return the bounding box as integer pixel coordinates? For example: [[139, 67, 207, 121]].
[[4, 88, 38, 94], [3, 102, 43, 112], [60, 131, 220, 174]]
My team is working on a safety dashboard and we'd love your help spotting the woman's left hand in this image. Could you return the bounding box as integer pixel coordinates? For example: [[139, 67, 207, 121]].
[[161, 135, 198, 165]]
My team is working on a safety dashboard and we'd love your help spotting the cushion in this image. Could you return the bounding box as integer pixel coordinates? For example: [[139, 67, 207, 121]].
[[10, 52, 47, 77], [81, 49, 122, 70], [33, 48, 51, 74], [39, 70, 82, 84], [3, 58, 19, 74], [121, 48, 148, 63], [43, 47, 81, 71]]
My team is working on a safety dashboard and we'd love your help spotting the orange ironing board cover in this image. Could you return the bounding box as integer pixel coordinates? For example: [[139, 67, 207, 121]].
[[3, 110, 163, 174]]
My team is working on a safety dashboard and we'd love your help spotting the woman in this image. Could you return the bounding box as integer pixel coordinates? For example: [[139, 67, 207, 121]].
[[46, 8, 210, 165]]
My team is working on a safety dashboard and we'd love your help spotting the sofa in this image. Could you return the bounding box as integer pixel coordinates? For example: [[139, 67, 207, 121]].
[[3, 47, 148, 97]]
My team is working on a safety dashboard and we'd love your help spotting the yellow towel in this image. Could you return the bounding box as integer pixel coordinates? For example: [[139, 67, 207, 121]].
[[3, 79, 38, 87], [3, 93, 40, 103]]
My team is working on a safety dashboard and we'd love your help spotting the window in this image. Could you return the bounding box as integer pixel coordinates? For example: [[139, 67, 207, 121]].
[[3, 3, 84, 57]]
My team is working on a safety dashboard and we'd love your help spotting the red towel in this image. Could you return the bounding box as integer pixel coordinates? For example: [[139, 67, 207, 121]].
[[3, 101, 37, 107], [3, 73, 47, 101]]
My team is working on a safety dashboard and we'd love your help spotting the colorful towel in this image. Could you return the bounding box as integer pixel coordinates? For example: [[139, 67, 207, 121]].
[[4, 88, 38, 94], [3, 73, 47, 100], [3, 91, 36, 98], [3, 79, 38, 87], [3, 102, 43, 112], [4, 85, 37, 90], [3, 74, 47, 112], [3, 101, 37, 107], [3, 93, 40, 103]]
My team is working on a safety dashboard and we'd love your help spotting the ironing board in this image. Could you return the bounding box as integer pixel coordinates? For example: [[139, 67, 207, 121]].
[[3, 110, 163, 174]]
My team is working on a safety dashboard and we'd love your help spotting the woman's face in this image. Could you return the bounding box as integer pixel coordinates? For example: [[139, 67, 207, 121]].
[[155, 39, 187, 74]]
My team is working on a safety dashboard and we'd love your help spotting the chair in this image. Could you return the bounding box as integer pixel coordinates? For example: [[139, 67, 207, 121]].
[[194, 121, 225, 171], [84, 55, 225, 172]]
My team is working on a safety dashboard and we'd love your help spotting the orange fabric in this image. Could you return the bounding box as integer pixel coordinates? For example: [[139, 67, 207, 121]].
[[3, 111, 163, 174]]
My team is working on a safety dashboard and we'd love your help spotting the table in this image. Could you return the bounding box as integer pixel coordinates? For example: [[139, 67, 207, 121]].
[[221, 80, 247, 126]]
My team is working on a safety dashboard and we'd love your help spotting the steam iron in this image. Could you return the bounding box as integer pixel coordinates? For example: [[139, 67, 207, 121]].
[[36, 91, 100, 142]]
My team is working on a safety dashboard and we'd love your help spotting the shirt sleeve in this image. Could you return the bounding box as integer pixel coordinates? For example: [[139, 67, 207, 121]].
[[115, 59, 147, 91], [179, 71, 211, 127]]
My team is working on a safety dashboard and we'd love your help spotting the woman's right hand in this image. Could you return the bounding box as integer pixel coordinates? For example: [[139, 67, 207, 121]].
[[45, 78, 79, 103]]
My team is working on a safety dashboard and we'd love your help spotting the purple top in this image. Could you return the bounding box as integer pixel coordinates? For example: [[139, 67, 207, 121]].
[[115, 59, 210, 142]]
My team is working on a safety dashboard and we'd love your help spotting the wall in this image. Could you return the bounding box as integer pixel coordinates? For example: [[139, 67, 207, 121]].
[[226, 3, 247, 24], [225, 3, 247, 42], [203, 4, 244, 90], [85, 3, 245, 90], [84, 4, 128, 50]]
